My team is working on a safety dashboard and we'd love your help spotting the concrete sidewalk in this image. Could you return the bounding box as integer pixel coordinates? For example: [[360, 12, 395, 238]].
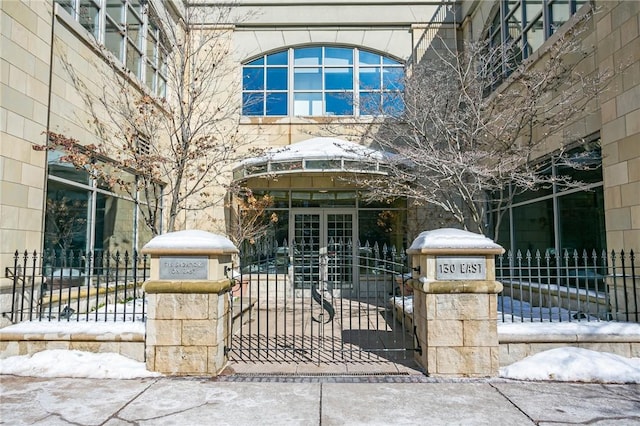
[[2, 373, 639, 425]]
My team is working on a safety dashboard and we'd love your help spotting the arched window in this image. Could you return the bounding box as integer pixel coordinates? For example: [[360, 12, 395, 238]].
[[242, 46, 404, 117]]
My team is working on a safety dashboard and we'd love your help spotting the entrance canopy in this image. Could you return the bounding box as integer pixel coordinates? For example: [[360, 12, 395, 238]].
[[232, 137, 393, 181]]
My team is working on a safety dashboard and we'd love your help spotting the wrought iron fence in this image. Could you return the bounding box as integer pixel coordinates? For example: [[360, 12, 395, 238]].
[[496, 249, 638, 323], [3, 250, 148, 323], [5, 244, 637, 326], [229, 238, 416, 362]]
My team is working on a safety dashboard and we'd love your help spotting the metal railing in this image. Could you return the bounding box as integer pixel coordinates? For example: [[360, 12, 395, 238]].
[[229, 238, 416, 362], [4, 250, 148, 323], [496, 249, 638, 323], [5, 245, 637, 326], [407, 0, 458, 71]]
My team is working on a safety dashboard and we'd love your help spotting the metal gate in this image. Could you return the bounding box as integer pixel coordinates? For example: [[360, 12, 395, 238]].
[[227, 238, 418, 363]]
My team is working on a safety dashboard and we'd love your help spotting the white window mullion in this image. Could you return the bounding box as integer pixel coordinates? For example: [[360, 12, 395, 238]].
[[354, 47, 360, 117], [98, 0, 106, 45], [288, 48, 294, 117]]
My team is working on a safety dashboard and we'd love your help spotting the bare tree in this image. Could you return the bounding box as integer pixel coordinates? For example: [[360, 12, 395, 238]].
[[347, 14, 607, 239], [226, 189, 278, 246], [41, 2, 259, 236], [44, 193, 88, 252]]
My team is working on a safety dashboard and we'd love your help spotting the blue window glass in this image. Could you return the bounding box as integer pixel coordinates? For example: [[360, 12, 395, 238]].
[[325, 47, 353, 66], [325, 68, 353, 90], [326, 93, 353, 115], [294, 92, 322, 116], [294, 67, 322, 90], [359, 51, 381, 66], [383, 92, 404, 116], [294, 47, 322, 66], [242, 93, 264, 115], [267, 68, 287, 90], [359, 92, 380, 115], [243, 68, 264, 90], [246, 57, 264, 66], [359, 67, 381, 90], [266, 92, 287, 115], [383, 67, 404, 90], [242, 46, 404, 117], [267, 51, 288, 65]]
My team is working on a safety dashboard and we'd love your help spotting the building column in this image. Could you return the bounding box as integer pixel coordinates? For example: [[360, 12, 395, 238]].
[[142, 230, 237, 376], [407, 228, 504, 377]]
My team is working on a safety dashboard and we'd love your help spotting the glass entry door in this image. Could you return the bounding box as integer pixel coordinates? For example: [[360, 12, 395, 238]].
[[291, 210, 355, 290]]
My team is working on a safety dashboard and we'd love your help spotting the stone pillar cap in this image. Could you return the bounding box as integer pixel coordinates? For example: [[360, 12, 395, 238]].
[[407, 228, 504, 255], [142, 230, 238, 255]]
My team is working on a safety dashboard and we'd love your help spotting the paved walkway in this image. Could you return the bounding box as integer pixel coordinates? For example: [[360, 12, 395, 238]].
[[2, 373, 639, 425]]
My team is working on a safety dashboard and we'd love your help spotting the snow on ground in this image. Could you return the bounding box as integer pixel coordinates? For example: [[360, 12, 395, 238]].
[[500, 347, 640, 383], [0, 349, 160, 379], [1, 343, 638, 382]]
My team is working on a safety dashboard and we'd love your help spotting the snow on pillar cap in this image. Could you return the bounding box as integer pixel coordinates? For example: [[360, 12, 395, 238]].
[[142, 230, 238, 255], [407, 228, 504, 255]]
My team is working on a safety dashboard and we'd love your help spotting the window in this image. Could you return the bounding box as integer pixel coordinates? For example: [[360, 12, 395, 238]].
[[243, 190, 407, 251], [242, 46, 404, 117], [489, 139, 604, 253], [487, 0, 588, 83], [55, 0, 168, 97], [45, 148, 162, 254], [145, 12, 168, 98]]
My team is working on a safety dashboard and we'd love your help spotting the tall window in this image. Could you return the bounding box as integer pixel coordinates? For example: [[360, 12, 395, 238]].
[[488, 0, 588, 81], [55, 0, 168, 98], [489, 139, 604, 253], [242, 46, 404, 117], [45, 149, 161, 254]]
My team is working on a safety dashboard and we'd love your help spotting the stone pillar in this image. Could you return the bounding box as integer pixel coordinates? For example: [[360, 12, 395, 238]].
[[142, 230, 237, 376], [407, 228, 504, 377]]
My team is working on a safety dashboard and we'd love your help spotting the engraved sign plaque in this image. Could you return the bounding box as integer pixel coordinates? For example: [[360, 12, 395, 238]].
[[436, 256, 486, 280], [159, 256, 208, 280]]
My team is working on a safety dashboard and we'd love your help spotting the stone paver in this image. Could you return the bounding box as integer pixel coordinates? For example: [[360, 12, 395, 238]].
[[492, 382, 640, 425], [2, 375, 639, 425], [321, 382, 533, 425]]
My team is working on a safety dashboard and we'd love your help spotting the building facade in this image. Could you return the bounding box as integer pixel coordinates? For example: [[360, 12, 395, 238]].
[[1, 0, 639, 292]]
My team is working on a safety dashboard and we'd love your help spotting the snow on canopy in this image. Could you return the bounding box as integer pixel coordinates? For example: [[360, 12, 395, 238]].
[[237, 137, 392, 166]]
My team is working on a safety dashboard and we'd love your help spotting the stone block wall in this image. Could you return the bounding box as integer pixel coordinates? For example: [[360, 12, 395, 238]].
[[413, 288, 500, 377], [0, 326, 145, 361], [596, 1, 640, 250], [0, 0, 51, 271], [145, 282, 231, 376]]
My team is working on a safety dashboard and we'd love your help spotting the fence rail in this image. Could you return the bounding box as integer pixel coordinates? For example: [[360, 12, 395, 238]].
[[496, 249, 638, 323], [3, 246, 638, 325], [3, 250, 148, 323]]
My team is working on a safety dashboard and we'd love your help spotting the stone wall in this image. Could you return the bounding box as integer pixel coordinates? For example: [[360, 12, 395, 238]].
[[596, 1, 640, 250], [144, 280, 232, 376], [413, 287, 501, 377], [0, 326, 145, 362], [499, 333, 640, 367], [0, 0, 51, 272]]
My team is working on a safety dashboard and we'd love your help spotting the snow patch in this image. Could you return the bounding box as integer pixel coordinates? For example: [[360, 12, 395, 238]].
[[143, 230, 236, 251], [0, 349, 161, 379], [499, 347, 640, 383], [409, 228, 503, 251], [238, 137, 391, 165]]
